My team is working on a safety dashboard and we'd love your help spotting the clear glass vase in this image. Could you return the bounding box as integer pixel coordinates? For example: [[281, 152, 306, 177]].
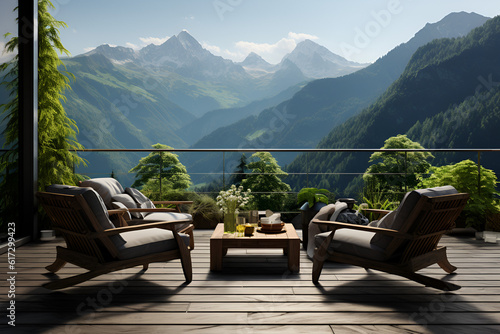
[[224, 211, 237, 233]]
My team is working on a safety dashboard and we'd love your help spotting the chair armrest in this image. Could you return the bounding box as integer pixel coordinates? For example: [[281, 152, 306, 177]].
[[311, 219, 411, 239], [362, 208, 391, 215], [153, 201, 194, 205], [153, 201, 193, 213], [108, 208, 128, 216], [108, 208, 129, 227], [128, 208, 177, 213], [102, 219, 192, 236]]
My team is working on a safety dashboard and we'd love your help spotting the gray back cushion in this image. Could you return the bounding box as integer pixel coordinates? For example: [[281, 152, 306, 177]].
[[112, 193, 144, 219], [125, 187, 156, 209], [371, 186, 458, 249], [80, 178, 124, 208], [46, 184, 116, 230]]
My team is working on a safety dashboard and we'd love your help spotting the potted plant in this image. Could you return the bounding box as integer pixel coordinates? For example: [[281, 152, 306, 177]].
[[297, 187, 330, 210], [297, 188, 331, 249], [188, 194, 222, 229]]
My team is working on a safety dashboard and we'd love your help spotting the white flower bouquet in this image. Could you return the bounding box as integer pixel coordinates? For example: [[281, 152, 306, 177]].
[[216, 185, 252, 215]]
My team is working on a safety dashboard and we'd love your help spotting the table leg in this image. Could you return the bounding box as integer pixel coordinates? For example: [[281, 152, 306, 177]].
[[210, 239, 223, 271], [287, 239, 300, 273]]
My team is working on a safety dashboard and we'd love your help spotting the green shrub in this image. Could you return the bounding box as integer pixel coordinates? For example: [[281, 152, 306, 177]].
[[421, 159, 500, 231], [188, 194, 222, 221], [297, 188, 330, 208]]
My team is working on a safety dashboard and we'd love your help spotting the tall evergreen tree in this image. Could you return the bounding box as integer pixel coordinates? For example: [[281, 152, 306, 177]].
[[363, 135, 433, 200], [0, 0, 84, 225], [242, 152, 291, 211], [230, 153, 247, 187], [129, 143, 192, 200]]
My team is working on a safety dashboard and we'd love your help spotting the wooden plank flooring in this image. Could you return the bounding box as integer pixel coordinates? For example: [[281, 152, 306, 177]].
[[1, 229, 500, 333]]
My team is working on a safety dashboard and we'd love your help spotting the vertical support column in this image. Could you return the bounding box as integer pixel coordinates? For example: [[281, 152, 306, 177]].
[[18, 0, 38, 237]]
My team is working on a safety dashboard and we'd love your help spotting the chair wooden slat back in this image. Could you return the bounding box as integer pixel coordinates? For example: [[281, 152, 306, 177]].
[[37, 191, 119, 262], [388, 193, 470, 264]]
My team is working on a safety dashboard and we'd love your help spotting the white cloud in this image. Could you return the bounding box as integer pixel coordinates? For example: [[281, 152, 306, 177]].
[[126, 42, 140, 50], [139, 36, 170, 46], [83, 46, 96, 53], [202, 42, 221, 54], [229, 31, 320, 64], [203, 41, 247, 62], [288, 32, 319, 42]]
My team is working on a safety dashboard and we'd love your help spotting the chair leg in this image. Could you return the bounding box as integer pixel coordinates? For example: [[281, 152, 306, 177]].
[[402, 272, 461, 291], [45, 257, 67, 273], [142, 263, 149, 271], [312, 255, 325, 283], [43, 268, 110, 290], [173, 231, 193, 283], [312, 231, 335, 283], [437, 257, 457, 274]]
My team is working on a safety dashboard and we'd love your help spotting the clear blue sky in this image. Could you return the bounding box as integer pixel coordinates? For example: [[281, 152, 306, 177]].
[[2, 0, 500, 64]]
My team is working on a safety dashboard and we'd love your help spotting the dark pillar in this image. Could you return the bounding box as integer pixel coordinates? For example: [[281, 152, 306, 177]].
[[18, 0, 38, 237]]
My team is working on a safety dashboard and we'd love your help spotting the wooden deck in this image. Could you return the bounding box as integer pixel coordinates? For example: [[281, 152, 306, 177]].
[[2, 229, 500, 333]]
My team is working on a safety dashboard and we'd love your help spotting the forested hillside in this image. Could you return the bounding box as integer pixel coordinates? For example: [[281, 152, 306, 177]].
[[285, 15, 500, 197]]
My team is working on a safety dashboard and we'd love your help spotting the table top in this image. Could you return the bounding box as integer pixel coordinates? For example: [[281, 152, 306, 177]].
[[210, 223, 299, 241]]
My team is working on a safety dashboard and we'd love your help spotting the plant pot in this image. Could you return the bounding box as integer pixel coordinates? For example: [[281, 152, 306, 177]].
[[300, 201, 326, 249], [40, 230, 55, 241], [192, 215, 220, 229]]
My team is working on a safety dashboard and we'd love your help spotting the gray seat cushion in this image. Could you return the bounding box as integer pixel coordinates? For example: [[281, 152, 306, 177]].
[[370, 185, 458, 249], [80, 178, 124, 208], [136, 212, 193, 232], [315, 229, 388, 262], [115, 228, 190, 260]]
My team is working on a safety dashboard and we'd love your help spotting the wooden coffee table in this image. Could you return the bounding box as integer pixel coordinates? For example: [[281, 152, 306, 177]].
[[210, 223, 300, 272]]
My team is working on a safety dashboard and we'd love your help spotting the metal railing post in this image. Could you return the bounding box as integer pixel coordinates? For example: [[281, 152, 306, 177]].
[[223, 151, 226, 190], [404, 151, 408, 194], [478, 151, 481, 195], [159, 151, 163, 200], [306, 152, 309, 188]]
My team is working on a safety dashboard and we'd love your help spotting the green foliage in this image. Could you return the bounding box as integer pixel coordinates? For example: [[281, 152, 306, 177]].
[[241, 152, 291, 211], [363, 135, 434, 200], [421, 159, 500, 231], [0, 0, 85, 226], [297, 187, 330, 208], [285, 16, 500, 197], [188, 194, 222, 221], [229, 153, 248, 187], [129, 143, 192, 198]]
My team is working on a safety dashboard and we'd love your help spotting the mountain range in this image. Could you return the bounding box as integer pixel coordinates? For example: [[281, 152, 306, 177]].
[[285, 13, 500, 196], [185, 12, 490, 185], [55, 30, 368, 184], [1, 11, 493, 191]]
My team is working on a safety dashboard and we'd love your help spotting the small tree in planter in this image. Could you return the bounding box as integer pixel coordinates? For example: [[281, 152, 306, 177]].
[[421, 159, 500, 232], [297, 188, 330, 209], [297, 188, 332, 249]]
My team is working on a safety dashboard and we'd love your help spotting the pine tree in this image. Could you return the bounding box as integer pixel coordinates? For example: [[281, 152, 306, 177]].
[[129, 143, 192, 200], [230, 153, 247, 186], [242, 152, 291, 211]]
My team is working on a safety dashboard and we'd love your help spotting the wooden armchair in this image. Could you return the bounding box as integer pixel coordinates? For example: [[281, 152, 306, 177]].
[[311, 186, 469, 291], [37, 186, 193, 290], [78, 178, 194, 249]]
